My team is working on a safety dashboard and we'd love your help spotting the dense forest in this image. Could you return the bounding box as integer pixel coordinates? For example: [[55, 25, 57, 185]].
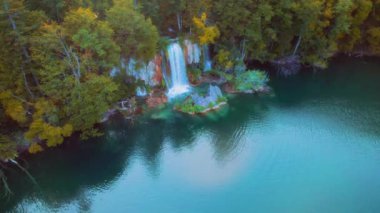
[[1, 0, 380, 163]]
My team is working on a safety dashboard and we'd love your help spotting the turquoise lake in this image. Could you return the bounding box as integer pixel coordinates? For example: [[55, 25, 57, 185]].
[[2, 57, 380, 212]]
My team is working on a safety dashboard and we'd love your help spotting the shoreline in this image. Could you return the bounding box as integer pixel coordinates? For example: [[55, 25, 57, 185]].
[[176, 101, 228, 115]]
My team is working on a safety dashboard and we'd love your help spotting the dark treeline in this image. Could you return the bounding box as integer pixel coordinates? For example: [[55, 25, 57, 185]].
[[139, 0, 380, 66], [1, 0, 380, 161]]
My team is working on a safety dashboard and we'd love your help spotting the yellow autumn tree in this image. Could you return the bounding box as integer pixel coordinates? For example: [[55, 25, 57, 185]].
[[25, 99, 73, 153], [0, 91, 28, 124], [215, 49, 234, 71], [193, 12, 220, 45]]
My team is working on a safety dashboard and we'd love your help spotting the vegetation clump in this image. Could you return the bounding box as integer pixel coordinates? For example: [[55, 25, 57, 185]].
[[176, 96, 227, 115], [0, 135, 18, 162], [175, 97, 206, 114], [234, 70, 269, 93], [187, 67, 202, 84], [175, 85, 227, 115]]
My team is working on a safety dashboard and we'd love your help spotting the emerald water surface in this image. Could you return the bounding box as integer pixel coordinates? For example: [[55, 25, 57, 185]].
[[2, 58, 380, 212]]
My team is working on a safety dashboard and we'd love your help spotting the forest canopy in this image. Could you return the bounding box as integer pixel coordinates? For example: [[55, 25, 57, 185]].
[[1, 0, 380, 158]]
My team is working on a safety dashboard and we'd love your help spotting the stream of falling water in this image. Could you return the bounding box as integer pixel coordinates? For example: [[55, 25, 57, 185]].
[[166, 42, 191, 98]]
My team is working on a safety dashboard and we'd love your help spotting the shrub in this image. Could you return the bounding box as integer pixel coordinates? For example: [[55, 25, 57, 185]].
[[210, 70, 233, 82], [188, 67, 202, 83], [234, 70, 269, 92], [175, 98, 206, 114]]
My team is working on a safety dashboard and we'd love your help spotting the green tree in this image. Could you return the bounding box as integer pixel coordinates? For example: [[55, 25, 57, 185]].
[[106, 0, 159, 62], [25, 0, 114, 21], [0, 0, 46, 100], [29, 7, 120, 142], [139, 0, 186, 34], [363, 0, 380, 54], [338, 0, 373, 52], [193, 12, 220, 45], [367, 27, 380, 54]]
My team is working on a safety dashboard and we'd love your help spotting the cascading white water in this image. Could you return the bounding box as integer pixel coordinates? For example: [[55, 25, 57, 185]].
[[127, 59, 157, 87], [167, 42, 190, 98], [136, 86, 147, 97], [203, 45, 212, 72], [184, 40, 201, 64]]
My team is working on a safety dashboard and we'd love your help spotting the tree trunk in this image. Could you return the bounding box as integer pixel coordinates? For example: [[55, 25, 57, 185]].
[[293, 36, 302, 56], [0, 169, 13, 196], [59, 38, 81, 84], [3, 0, 35, 98], [134, 0, 138, 9], [177, 13, 182, 32], [241, 39, 247, 60], [10, 159, 38, 186]]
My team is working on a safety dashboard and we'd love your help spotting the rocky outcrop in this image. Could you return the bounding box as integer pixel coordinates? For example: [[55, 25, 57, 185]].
[[154, 55, 163, 85], [271, 55, 301, 76], [146, 89, 168, 108]]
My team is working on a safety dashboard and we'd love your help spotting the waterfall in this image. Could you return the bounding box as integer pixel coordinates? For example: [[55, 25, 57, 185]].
[[166, 42, 190, 98], [111, 58, 158, 87], [203, 45, 212, 72], [184, 40, 201, 64], [110, 59, 127, 77], [190, 85, 224, 108], [209, 85, 223, 100], [136, 86, 147, 97], [127, 59, 157, 87]]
